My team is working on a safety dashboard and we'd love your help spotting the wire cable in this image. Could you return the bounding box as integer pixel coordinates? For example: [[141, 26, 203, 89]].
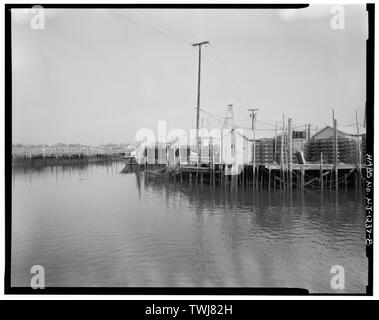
[[133, 10, 196, 43], [109, 9, 190, 45], [208, 44, 251, 105], [203, 51, 247, 106]]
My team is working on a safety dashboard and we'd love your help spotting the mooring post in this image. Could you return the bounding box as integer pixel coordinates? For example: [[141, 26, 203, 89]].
[[223, 167, 226, 187], [355, 170, 358, 188], [288, 118, 293, 190], [301, 166, 305, 189], [320, 152, 324, 189], [275, 171, 278, 189], [213, 163, 216, 187], [268, 167, 271, 190], [274, 170, 277, 189], [281, 114, 285, 190], [284, 131, 288, 189], [335, 167, 339, 190], [256, 166, 259, 188], [333, 119, 338, 190], [298, 169, 301, 188], [356, 109, 362, 188]]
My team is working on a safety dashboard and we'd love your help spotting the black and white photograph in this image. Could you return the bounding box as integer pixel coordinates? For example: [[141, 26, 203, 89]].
[[5, 3, 374, 296]]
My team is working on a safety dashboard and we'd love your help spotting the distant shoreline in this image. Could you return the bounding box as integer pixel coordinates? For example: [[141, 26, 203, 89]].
[[12, 154, 125, 167]]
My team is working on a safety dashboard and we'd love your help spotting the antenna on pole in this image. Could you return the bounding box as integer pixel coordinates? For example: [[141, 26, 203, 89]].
[[223, 104, 235, 132], [192, 41, 209, 166]]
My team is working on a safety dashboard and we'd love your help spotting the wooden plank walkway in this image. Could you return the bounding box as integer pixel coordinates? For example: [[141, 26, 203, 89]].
[[179, 166, 219, 173], [264, 163, 365, 171]]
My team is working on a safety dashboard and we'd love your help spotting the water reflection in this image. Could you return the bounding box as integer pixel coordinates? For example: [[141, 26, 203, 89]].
[[11, 162, 367, 292]]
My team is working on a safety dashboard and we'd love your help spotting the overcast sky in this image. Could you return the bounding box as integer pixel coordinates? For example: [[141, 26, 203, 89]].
[[12, 5, 367, 145]]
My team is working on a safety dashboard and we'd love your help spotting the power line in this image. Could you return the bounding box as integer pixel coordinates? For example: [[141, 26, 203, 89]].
[[133, 10, 195, 43], [110, 9, 338, 136], [208, 44, 251, 105], [200, 109, 282, 132], [199, 108, 224, 121], [256, 119, 278, 128], [109, 9, 190, 45], [203, 51, 247, 106], [200, 107, 287, 131], [206, 52, 248, 106], [110, 9, 255, 119]]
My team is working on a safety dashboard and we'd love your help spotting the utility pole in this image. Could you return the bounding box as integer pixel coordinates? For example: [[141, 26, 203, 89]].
[[192, 41, 209, 166], [248, 108, 259, 185]]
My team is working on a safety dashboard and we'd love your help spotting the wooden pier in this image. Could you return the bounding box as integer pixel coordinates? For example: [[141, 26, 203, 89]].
[[137, 162, 365, 190], [129, 115, 366, 190]]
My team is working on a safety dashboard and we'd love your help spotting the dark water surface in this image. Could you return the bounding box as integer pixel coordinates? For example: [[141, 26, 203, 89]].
[[11, 161, 368, 293]]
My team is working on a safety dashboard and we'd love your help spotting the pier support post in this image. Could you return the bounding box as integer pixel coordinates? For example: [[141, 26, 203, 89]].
[[333, 119, 338, 190], [288, 118, 293, 190], [301, 166, 305, 189], [355, 170, 358, 188], [268, 168, 271, 190], [320, 152, 324, 189], [212, 165, 214, 184], [335, 166, 338, 190]]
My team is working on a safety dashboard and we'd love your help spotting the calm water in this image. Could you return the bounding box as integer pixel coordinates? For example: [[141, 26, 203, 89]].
[[11, 161, 368, 293]]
